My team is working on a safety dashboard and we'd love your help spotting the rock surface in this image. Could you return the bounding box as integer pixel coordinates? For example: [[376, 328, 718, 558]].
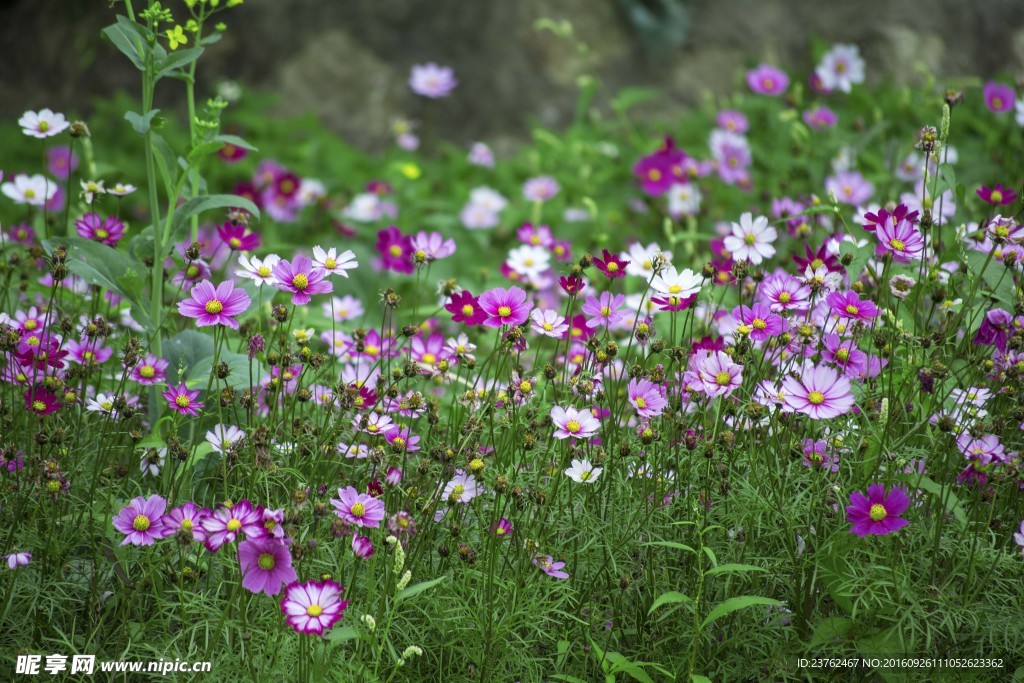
[[0, 0, 1021, 150]]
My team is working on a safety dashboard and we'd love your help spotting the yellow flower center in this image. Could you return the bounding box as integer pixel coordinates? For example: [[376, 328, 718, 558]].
[[778, 292, 791, 303], [566, 420, 581, 433], [579, 470, 592, 481], [32, 400, 47, 412], [469, 458, 484, 472], [810, 259, 824, 269], [845, 304, 859, 316], [350, 502, 366, 518], [100, 400, 112, 411], [258, 553, 276, 570], [421, 353, 436, 365], [175, 396, 191, 408], [744, 233, 757, 245], [38, 120, 50, 132], [807, 391, 825, 405], [139, 365, 155, 378], [889, 238, 905, 252], [635, 397, 647, 408], [498, 306, 512, 318], [96, 228, 109, 239], [519, 380, 532, 392], [306, 604, 323, 618], [737, 324, 752, 335], [452, 484, 465, 497], [606, 262, 619, 273], [292, 274, 309, 290], [181, 519, 193, 531], [869, 504, 887, 522], [205, 300, 223, 314], [389, 245, 403, 258], [600, 306, 611, 316], [495, 526, 507, 536], [229, 237, 242, 248], [990, 190, 1003, 203], [227, 519, 242, 532], [715, 371, 731, 386], [23, 320, 37, 330], [325, 258, 337, 269], [257, 265, 271, 277], [752, 318, 767, 330], [648, 169, 661, 181], [133, 515, 151, 531], [836, 349, 850, 362], [25, 336, 40, 347]]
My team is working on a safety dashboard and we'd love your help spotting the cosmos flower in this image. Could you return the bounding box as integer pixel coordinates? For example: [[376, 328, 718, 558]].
[[876, 216, 924, 262], [815, 44, 866, 93], [976, 184, 1017, 206], [410, 232, 456, 263], [468, 141, 495, 168], [522, 176, 560, 202], [312, 245, 358, 278], [2, 173, 57, 206], [280, 580, 348, 635], [206, 424, 246, 454], [442, 470, 480, 504], [550, 405, 601, 440], [351, 534, 375, 559], [845, 484, 910, 536], [582, 291, 626, 329], [162, 382, 204, 417], [75, 213, 126, 246], [691, 350, 743, 398], [25, 386, 60, 415], [217, 222, 261, 252], [18, 109, 70, 138], [530, 309, 569, 338], [534, 555, 569, 579], [272, 255, 333, 306], [330, 486, 386, 528], [177, 280, 251, 328], [983, 82, 1015, 113], [112, 495, 171, 546], [627, 378, 667, 418], [723, 213, 776, 264], [375, 226, 415, 274], [238, 538, 297, 596], [826, 171, 873, 206], [165, 502, 207, 543], [236, 254, 281, 287], [593, 249, 630, 278], [781, 364, 855, 420], [565, 458, 603, 483], [409, 63, 458, 98], [732, 303, 786, 342], [201, 500, 263, 553], [5, 552, 31, 569], [478, 286, 532, 328], [746, 64, 789, 96], [826, 291, 880, 322], [131, 354, 168, 385]]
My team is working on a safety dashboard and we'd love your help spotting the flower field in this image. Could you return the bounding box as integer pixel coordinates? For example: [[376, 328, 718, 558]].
[[1, 2, 1023, 682]]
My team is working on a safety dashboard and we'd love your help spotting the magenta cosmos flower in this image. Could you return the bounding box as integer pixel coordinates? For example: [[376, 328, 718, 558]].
[[593, 249, 630, 278], [478, 286, 532, 328], [977, 183, 1017, 206], [272, 255, 333, 306], [845, 483, 910, 536], [238, 538, 297, 596], [25, 386, 60, 415], [376, 226, 414, 274], [75, 213, 126, 246], [409, 63, 457, 98], [534, 555, 569, 579], [983, 82, 1015, 113], [217, 221, 261, 252], [690, 350, 743, 398], [781, 364, 854, 419], [162, 382, 204, 417], [445, 290, 487, 326], [331, 486, 386, 528], [550, 405, 601, 440], [131, 354, 169, 385], [627, 378, 667, 418], [178, 280, 251, 329], [201, 500, 263, 552], [112, 495, 171, 546], [803, 106, 837, 129], [582, 291, 626, 329], [746, 64, 789, 96], [281, 580, 348, 635]]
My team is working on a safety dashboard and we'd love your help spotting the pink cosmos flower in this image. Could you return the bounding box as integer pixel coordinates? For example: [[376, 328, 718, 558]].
[[758, 273, 810, 312], [781, 364, 854, 419], [112, 495, 171, 546], [178, 280, 251, 328], [691, 350, 743, 398], [161, 382, 204, 417], [165, 502, 208, 543], [131, 354, 169, 385], [876, 216, 923, 262], [201, 500, 263, 553], [826, 291, 880, 321], [746, 64, 789, 96], [75, 213, 126, 246], [478, 286, 532, 328], [384, 425, 421, 453], [534, 555, 569, 579], [523, 176, 560, 202], [627, 378, 667, 418], [409, 63, 457, 98], [47, 146, 78, 179], [821, 333, 868, 377], [802, 439, 839, 472], [845, 484, 910, 536], [217, 222, 260, 251], [351, 533, 375, 559], [581, 291, 626, 329], [983, 82, 1015, 113], [550, 405, 601, 440], [732, 303, 786, 342], [815, 44, 865, 93], [25, 386, 60, 415], [272, 255, 333, 306], [716, 109, 749, 134], [281, 580, 348, 635], [956, 433, 1005, 466], [238, 538, 297, 596], [330, 486, 386, 528], [410, 231, 456, 262], [530, 309, 568, 337], [803, 106, 837, 129], [5, 552, 31, 569], [826, 171, 873, 206]]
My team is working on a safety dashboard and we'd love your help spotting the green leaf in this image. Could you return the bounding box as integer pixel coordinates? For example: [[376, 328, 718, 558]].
[[215, 134, 258, 152], [605, 653, 655, 683], [648, 591, 692, 615], [904, 475, 967, 526], [700, 596, 783, 630], [326, 626, 360, 645], [157, 46, 205, 79], [101, 19, 148, 70], [704, 563, 768, 577], [125, 109, 160, 136], [611, 87, 660, 114], [151, 132, 180, 200], [809, 616, 854, 648], [186, 351, 252, 390], [167, 194, 261, 254], [187, 140, 228, 164], [163, 330, 215, 384], [396, 576, 446, 605], [643, 541, 696, 554], [691, 676, 713, 683]]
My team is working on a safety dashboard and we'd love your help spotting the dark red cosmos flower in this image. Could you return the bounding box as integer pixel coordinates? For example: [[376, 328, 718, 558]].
[[445, 291, 487, 326], [25, 386, 60, 415], [793, 243, 841, 273], [216, 222, 261, 252], [862, 203, 919, 232], [593, 249, 629, 279], [559, 276, 585, 295], [976, 183, 1018, 206]]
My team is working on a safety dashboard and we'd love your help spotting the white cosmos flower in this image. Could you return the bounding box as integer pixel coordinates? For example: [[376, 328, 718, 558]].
[[667, 182, 702, 217], [723, 212, 776, 264], [206, 424, 246, 454], [506, 245, 550, 279], [86, 393, 117, 415], [2, 174, 57, 206], [312, 246, 358, 278], [19, 109, 69, 138], [236, 253, 281, 286], [564, 458, 603, 483], [623, 242, 669, 279], [469, 187, 508, 213], [651, 265, 703, 298]]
